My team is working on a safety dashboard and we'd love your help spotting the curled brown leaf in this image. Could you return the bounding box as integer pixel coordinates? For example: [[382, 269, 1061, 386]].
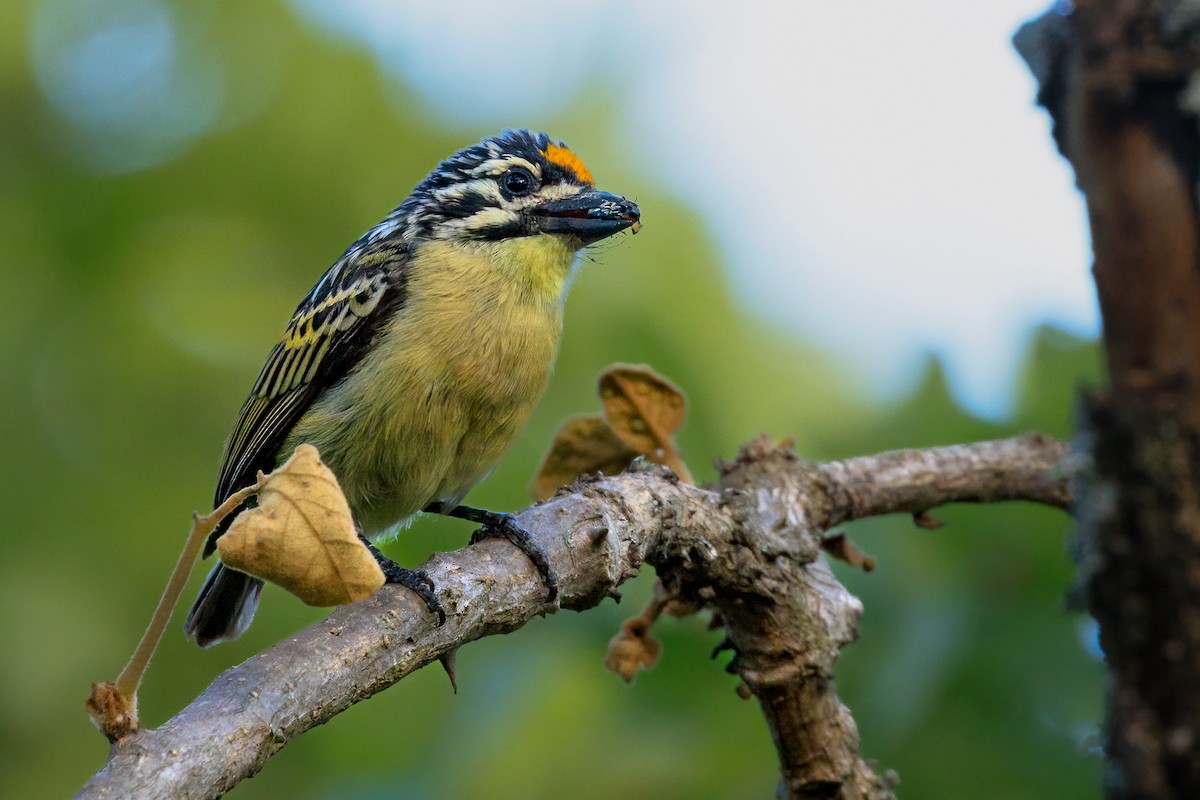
[[603, 617, 662, 684], [598, 365, 692, 482], [217, 444, 384, 606], [530, 415, 638, 501], [86, 681, 138, 743]]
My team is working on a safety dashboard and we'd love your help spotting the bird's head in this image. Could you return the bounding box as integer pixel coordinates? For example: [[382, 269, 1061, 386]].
[[384, 129, 641, 248]]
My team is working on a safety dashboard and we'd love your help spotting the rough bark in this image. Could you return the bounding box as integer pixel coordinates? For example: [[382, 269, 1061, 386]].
[[77, 434, 1070, 800], [1017, 3, 1200, 796]]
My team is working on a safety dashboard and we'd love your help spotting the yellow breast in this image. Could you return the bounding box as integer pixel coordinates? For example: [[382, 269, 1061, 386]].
[[288, 235, 577, 533]]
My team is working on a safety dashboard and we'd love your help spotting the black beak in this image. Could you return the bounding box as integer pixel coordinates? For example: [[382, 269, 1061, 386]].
[[532, 191, 642, 245]]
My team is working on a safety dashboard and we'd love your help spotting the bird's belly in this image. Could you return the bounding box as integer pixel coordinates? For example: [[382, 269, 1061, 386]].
[[286, 290, 561, 535], [341, 388, 537, 535]]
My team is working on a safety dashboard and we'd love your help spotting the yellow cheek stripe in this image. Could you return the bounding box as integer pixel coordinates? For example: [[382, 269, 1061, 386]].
[[543, 143, 594, 185]]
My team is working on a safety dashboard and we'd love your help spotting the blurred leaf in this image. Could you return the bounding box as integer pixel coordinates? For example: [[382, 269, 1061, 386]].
[[598, 364, 692, 482], [531, 365, 692, 499], [84, 681, 136, 743], [530, 414, 637, 501], [604, 616, 661, 684]]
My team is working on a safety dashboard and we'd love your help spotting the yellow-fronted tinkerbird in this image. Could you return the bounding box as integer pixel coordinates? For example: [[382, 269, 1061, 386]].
[[185, 130, 641, 645]]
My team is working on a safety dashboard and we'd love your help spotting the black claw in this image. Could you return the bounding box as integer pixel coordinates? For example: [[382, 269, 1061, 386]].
[[382, 565, 446, 626], [470, 512, 560, 604], [424, 504, 560, 605], [360, 534, 446, 626]]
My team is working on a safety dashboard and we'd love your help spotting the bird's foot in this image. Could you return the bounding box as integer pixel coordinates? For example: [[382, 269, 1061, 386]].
[[359, 534, 445, 625], [468, 512, 559, 604]]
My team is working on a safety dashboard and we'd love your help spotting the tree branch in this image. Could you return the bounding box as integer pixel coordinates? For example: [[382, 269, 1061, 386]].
[[820, 431, 1072, 526], [78, 433, 1071, 800]]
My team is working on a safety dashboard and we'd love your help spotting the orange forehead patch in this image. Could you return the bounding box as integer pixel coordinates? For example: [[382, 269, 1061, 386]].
[[543, 143, 594, 185]]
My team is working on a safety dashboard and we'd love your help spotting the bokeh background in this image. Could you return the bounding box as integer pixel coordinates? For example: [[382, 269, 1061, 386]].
[[1, 1, 1104, 798]]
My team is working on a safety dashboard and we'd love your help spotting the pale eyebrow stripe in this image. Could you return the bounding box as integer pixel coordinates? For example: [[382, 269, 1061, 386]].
[[435, 178, 503, 203], [469, 156, 541, 179]]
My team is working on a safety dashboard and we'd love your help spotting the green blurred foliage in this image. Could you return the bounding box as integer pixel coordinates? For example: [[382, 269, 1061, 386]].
[[0, 2, 1103, 798]]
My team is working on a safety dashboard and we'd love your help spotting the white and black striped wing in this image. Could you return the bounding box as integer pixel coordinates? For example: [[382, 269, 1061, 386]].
[[206, 243, 408, 554]]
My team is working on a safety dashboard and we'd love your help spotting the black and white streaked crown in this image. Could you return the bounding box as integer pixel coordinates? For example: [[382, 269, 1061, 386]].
[[358, 129, 598, 245]]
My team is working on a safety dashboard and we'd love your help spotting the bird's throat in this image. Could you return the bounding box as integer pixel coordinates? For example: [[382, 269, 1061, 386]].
[[465, 234, 579, 307]]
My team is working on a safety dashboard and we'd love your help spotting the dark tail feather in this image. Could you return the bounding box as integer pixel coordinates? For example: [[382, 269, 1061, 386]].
[[184, 564, 263, 647]]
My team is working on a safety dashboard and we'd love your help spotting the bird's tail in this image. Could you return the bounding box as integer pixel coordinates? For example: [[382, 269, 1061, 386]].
[[184, 564, 263, 647]]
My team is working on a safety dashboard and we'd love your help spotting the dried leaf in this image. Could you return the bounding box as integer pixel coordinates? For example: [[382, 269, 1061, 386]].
[[603, 617, 661, 684], [530, 415, 638, 501], [598, 364, 692, 482], [217, 444, 384, 606], [86, 681, 138, 743]]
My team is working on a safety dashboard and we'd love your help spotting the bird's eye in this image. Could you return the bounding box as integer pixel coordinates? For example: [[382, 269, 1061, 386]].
[[502, 169, 533, 196]]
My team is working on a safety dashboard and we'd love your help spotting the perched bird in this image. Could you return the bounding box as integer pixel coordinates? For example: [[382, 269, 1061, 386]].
[[185, 130, 641, 646]]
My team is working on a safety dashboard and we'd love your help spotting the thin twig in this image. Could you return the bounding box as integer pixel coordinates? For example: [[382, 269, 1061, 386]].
[[87, 479, 264, 742], [116, 481, 262, 698]]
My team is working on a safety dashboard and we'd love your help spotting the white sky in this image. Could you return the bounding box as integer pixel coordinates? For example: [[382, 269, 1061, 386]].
[[25, 0, 1057, 419], [292, 0, 1095, 418]]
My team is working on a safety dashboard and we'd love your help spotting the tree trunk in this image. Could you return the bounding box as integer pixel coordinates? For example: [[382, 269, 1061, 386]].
[[1016, 3, 1200, 795]]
